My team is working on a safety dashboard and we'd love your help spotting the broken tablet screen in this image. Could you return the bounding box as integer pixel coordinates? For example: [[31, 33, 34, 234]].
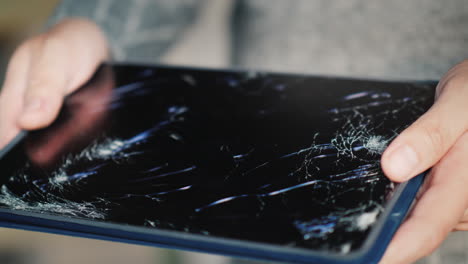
[[0, 64, 434, 254]]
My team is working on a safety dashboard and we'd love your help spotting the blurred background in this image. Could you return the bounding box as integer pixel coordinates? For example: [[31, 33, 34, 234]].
[[0, 1, 467, 264], [0, 1, 59, 84]]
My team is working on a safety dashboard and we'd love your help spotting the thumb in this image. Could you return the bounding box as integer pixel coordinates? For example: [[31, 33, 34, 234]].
[[381, 79, 468, 182], [18, 18, 109, 130]]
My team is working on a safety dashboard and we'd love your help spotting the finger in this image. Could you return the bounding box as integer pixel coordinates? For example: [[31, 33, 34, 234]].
[[462, 208, 468, 220], [18, 18, 109, 130], [454, 223, 468, 231], [18, 35, 69, 129], [455, 208, 468, 229], [434, 60, 468, 98], [0, 42, 33, 148], [380, 132, 468, 264], [45, 18, 109, 92], [381, 75, 468, 182]]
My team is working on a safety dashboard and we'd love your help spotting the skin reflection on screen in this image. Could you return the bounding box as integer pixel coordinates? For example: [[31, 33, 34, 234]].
[[25, 66, 114, 169], [0, 65, 435, 254]]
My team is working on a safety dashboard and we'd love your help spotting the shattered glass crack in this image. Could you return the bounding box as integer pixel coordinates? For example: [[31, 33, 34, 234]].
[[0, 66, 435, 254]]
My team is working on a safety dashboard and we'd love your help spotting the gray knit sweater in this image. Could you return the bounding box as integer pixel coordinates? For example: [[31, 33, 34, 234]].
[[47, 0, 468, 80]]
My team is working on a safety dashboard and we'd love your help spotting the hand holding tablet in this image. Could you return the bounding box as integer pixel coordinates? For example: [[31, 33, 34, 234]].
[[2, 18, 468, 264], [0, 62, 435, 263]]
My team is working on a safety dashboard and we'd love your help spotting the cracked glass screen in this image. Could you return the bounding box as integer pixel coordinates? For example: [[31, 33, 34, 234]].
[[0, 64, 435, 254]]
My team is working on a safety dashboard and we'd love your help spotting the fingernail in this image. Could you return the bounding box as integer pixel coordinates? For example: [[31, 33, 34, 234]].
[[23, 98, 42, 115], [386, 144, 419, 181]]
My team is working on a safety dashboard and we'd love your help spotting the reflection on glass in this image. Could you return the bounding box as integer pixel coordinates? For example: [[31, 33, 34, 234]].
[[0, 65, 434, 254]]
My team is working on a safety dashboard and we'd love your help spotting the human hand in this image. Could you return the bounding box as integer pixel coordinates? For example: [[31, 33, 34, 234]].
[[25, 65, 114, 168], [0, 18, 109, 149], [380, 60, 468, 263]]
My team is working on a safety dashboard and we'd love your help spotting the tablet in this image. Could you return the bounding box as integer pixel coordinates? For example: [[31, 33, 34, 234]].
[[0, 64, 435, 263]]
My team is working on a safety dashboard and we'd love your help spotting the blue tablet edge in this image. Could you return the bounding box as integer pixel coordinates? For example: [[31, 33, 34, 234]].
[[0, 67, 430, 263], [0, 170, 425, 264], [355, 172, 425, 264]]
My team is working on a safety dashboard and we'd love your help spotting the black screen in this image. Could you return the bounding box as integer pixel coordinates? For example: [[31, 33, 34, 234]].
[[0, 64, 434, 254]]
